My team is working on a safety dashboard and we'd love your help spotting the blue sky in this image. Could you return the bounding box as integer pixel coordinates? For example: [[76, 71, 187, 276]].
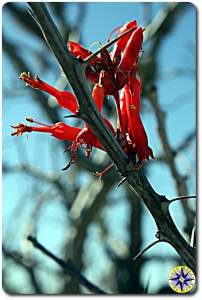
[[3, 2, 196, 294]]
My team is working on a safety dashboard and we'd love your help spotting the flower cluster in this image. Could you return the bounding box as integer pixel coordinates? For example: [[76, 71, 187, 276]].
[[11, 20, 154, 172]]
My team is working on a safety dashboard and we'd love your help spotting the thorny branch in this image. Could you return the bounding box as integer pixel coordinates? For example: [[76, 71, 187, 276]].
[[28, 2, 196, 273]]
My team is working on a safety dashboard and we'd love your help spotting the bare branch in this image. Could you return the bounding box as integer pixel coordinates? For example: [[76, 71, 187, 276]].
[[150, 130, 195, 163], [67, 174, 118, 275], [147, 86, 195, 236], [3, 245, 43, 293], [175, 131, 196, 154], [27, 235, 108, 294], [3, 163, 69, 205], [144, 3, 188, 43]]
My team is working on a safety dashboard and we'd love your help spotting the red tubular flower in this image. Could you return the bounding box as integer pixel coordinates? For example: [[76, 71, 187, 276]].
[[85, 66, 100, 84], [109, 20, 138, 66], [11, 119, 81, 141], [20, 72, 78, 114], [11, 118, 107, 152], [92, 83, 105, 112], [115, 27, 143, 89], [118, 88, 128, 134], [12, 19, 154, 173], [97, 49, 113, 69], [124, 85, 154, 162], [69, 44, 117, 96], [107, 20, 138, 50], [13, 72, 116, 169], [68, 41, 101, 66], [68, 42, 104, 87], [119, 27, 143, 72], [98, 70, 116, 95], [67, 20, 141, 97], [128, 68, 141, 115], [69, 20, 143, 138]]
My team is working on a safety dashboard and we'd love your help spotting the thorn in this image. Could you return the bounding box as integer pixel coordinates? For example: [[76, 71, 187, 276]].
[[61, 162, 71, 171], [169, 195, 196, 205], [117, 177, 127, 188], [133, 240, 161, 262], [61, 157, 76, 171], [11, 132, 17, 136], [64, 114, 81, 119]]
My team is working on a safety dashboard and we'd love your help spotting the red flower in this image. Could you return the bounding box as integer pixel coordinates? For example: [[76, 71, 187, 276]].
[[11, 73, 115, 169], [108, 20, 138, 69], [11, 119, 81, 141], [67, 20, 144, 144], [11, 20, 154, 173], [115, 27, 143, 89], [67, 20, 141, 96], [107, 20, 138, 50], [20, 72, 78, 113], [119, 83, 154, 162]]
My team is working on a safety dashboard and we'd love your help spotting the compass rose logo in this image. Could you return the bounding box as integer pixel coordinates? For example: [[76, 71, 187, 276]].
[[169, 265, 195, 293]]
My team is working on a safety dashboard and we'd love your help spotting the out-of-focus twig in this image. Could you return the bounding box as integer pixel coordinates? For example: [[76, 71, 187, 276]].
[[71, 174, 117, 268], [3, 163, 70, 205], [3, 35, 28, 71], [27, 235, 108, 294], [147, 86, 195, 237], [3, 245, 43, 293], [144, 3, 188, 43], [175, 131, 196, 154]]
